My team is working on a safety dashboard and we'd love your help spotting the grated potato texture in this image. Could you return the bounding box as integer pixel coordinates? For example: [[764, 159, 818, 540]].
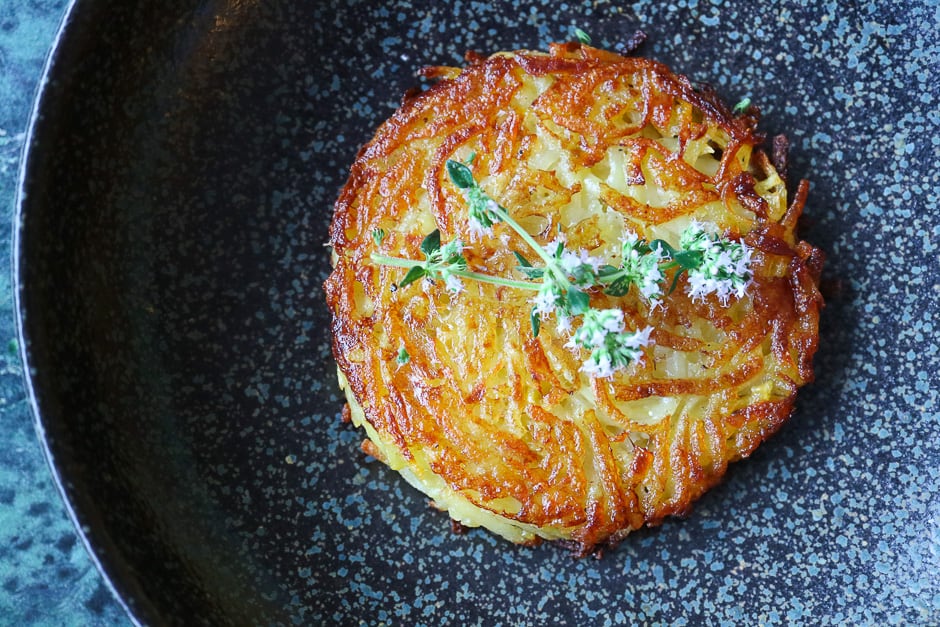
[[324, 43, 824, 553]]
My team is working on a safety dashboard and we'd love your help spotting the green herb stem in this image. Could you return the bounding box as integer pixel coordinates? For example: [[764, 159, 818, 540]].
[[370, 253, 423, 269], [490, 206, 556, 267], [370, 253, 540, 291], [488, 205, 577, 294], [457, 270, 541, 291], [448, 158, 575, 291]]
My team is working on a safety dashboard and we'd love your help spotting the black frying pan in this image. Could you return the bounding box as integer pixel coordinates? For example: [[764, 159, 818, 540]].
[[16, 0, 939, 624]]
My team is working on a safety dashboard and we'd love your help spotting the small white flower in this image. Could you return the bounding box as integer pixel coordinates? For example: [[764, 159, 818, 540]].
[[584, 327, 607, 348], [730, 244, 754, 283], [444, 274, 464, 294], [639, 280, 661, 300], [638, 261, 664, 300], [581, 352, 615, 378], [579, 325, 651, 378], [600, 310, 625, 334], [686, 272, 712, 302], [622, 325, 654, 350], [710, 250, 737, 279], [555, 315, 573, 334], [649, 242, 668, 263], [560, 249, 604, 286], [647, 297, 665, 312], [543, 236, 567, 259], [581, 250, 604, 272], [465, 187, 502, 235], [715, 284, 734, 306], [580, 249, 604, 272], [680, 220, 713, 252], [532, 284, 560, 316], [687, 272, 734, 305], [614, 235, 665, 302], [439, 238, 465, 260], [568, 308, 624, 349], [560, 250, 583, 273], [467, 215, 492, 239]]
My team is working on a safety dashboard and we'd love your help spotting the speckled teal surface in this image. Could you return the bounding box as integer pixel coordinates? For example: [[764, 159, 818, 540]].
[[0, 1, 127, 625], [5, 0, 940, 625]]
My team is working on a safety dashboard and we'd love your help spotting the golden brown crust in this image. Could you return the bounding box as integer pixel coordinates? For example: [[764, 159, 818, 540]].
[[324, 43, 823, 553]]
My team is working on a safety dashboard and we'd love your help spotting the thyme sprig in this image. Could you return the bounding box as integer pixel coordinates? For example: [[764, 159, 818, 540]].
[[448, 159, 594, 324], [370, 158, 754, 377]]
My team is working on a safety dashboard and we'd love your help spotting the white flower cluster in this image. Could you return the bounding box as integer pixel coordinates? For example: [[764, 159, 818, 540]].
[[680, 222, 754, 305], [467, 195, 501, 239], [428, 239, 468, 294], [527, 238, 599, 318], [532, 282, 563, 316], [621, 231, 666, 301], [560, 248, 604, 280], [565, 309, 653, 378]]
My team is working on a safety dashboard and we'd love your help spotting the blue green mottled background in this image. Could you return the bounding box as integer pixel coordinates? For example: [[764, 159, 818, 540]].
[[0, 1, 127, 624]]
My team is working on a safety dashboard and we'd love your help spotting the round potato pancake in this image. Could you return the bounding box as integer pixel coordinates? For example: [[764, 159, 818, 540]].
[[324, 42, 823, 554]]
